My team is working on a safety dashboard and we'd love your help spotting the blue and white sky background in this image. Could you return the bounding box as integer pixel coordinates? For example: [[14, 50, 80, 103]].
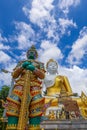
[[0, 0, 87, 95]]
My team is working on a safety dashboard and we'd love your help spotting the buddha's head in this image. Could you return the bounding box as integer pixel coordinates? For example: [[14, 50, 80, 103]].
[[26, 45, 38, 60], [46, 59, 58, 74]]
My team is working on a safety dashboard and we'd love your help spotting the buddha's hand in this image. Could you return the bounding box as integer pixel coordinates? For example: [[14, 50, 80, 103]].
[[22, 61, 35, 71]]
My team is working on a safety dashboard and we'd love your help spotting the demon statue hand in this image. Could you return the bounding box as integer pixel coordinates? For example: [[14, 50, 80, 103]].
[[4, 45, 45, 130]]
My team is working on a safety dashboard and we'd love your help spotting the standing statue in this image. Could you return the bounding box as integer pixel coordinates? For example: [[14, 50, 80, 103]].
[[4, 45, 45, 130]]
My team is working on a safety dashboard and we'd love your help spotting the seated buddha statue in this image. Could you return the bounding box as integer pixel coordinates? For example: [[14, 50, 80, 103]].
[[43, 59, 73, 94], [42, 59, 87, 119], [42, 59, 73, 110]]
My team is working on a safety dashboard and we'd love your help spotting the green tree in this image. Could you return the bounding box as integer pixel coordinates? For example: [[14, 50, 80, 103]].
[[0, 85, 10, 130], [0, 85, 9, 101]]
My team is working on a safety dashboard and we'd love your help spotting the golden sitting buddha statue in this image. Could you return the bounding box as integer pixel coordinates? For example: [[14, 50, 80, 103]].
[[42, 59, 73, 107], [42, 59, 87, 119]]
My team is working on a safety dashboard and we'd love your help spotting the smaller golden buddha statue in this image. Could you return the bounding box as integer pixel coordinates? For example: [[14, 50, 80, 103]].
[[48, 110, 56, 120]]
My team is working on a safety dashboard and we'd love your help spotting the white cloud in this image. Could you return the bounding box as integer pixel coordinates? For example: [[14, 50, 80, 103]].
[[0, 33, 8, 42], [0, 33, 10, 50], [45, 17, 60, 42], [59, 18, 77, 35], [0, 62, 17, 87], [0, 48, 18, 87], [23, 0, 54, 27], [58, 0, 80, 14], [59, 65, 87, 95], [0, 72, 11, 87], [22, 0, 79, 43], [0, 43, 10, 50], [23, 0, 59, 41], [15, 22, 35, 50], [18, 51, 27, 61], [39, 40, 63, 63], [0, 51, 11, 63], [67, 26, 87, 65], [23, 0, 60, 42], [0, 50, 17, 87]]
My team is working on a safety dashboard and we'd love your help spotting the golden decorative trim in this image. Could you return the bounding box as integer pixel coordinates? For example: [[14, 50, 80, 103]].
[[6, 124, 17, 130], [30, 103, 42, 110], [30, 82, 41, 87], [31, 91, 41, 97], [29, 124, 41, 130], [6, 112, 19, 117], [81, 92, 87, 105], [15, 81, 24, 85], [30, 101, 44, 111], [17, 70, 31, 130], [7, 106, 20, 115], [7, 97, 20, 105], [14, 81, 25, 86], [13, 89, 23, 97], [31, 90, 40, 93], [15, 77, 24, 82], [29, 128, 41, 130], [30, 98, 44, 105], [29, 111, 42, 117]]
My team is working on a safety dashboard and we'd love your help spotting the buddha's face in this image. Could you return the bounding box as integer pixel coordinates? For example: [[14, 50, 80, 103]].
[[47, 61, 58, 74]]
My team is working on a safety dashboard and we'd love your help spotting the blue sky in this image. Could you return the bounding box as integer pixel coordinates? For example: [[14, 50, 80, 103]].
[[0, 0, 87, 95]]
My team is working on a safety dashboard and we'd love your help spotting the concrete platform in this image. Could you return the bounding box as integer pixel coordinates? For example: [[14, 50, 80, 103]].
[[40, 119, 87, 130]]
